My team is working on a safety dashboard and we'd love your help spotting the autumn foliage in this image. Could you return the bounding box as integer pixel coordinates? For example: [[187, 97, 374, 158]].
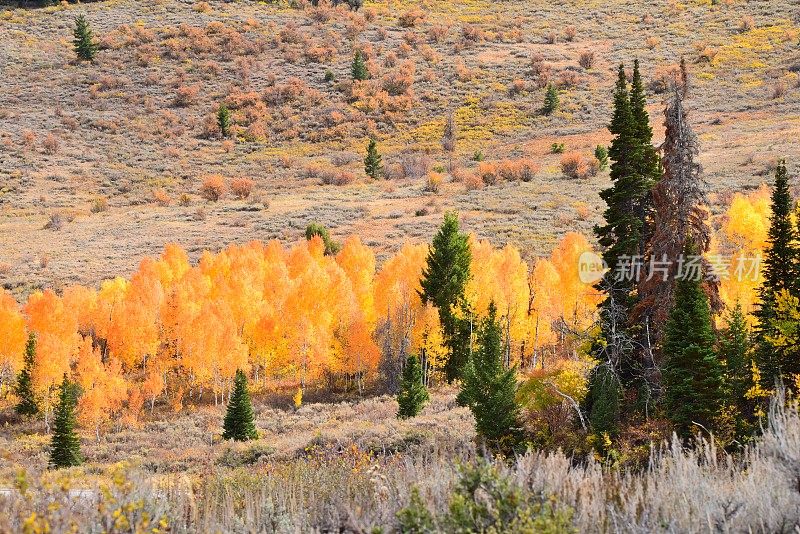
[[0, 231, 603, 432]]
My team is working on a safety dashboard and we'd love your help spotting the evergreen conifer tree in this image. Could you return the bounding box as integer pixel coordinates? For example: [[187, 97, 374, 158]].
[[364, 138, 383, 180], [217, 103, 231, 138], [420, 213, 472, 381], [457, 302, 522, 452], [754, 160, 799, 386], [73, 15, 98, 62], [543, 83, 559, 114], [585, 361, 622, 440], [719, 303, 750, 403], [627, 58, 660, 245], [49, 374, 82, 469], [594, 64, 645, 386], [397, 354, 429, 419], [352, 50, 369, 81], [15, 333, 39, 417], [222, 369, 258, 441], [663, 243, 724, 438]]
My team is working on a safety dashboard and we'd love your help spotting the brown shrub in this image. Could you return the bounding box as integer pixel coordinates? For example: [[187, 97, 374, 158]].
[[544, 31, 557, 44], [560, 152, 597, 179], [42, 133, 59, 155], [320, 169, 356, 186], [645, 36, 660, 49], [462, 24, 485, 42], [398, 9, 425, 28], [428, 24, 449, 43], [21, 129, 36, 149], [772, 80, 787, 100], [557, 70, 580, 89], [563, 26, 576, 42], [200, 175, 226, 201], [740, 15, 755, 33], [230, 177, 255, 199], [174, 85, 200, 107], [649, 64, 682, 94], [578, 51, 595, 70], [509, 79, 526, 95], [91, 197, 108, 213]]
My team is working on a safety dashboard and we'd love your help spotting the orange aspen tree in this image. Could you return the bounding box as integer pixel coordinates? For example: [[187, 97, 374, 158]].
[[0, 289, 27, 380], [75, 338, 128, 440], [24, 289, 81, 430]]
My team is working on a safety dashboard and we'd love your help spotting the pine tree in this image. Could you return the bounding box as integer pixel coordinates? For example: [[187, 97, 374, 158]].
[[352, 50, 369, 81], [719, 303, 750, 403], [364, 138, 383, 180], [585, 361, 621, 439], [49, 374, 82, 469], [457, 302, 522, 452], [15, 333, 39, 417], [754, 160, 799, 386], [397, 354, 429, 419], [420, 212, 472, 381], [627, 58, 660, 246], [217, 103, 231, 138], [594, 64, 644, 386], [543, 83, 559, 114], [73, 15, 98, 62], [662, 243, 724, 438], [222, 369, 258, 441]]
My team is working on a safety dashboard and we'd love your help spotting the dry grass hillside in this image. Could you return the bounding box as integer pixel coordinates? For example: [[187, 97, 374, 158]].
[[1, 0, 799, 298]]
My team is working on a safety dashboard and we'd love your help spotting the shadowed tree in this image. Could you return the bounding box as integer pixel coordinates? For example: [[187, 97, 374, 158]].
[[663, 242, 724, 438], [457, 302, 522, 452]]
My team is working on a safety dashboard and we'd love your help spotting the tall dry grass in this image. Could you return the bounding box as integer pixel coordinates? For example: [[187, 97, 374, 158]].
[[2, 394, 799, 532]]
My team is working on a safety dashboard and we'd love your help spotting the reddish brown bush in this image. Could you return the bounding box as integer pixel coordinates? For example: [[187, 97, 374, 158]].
[[174, 85, 200, 107], [200, 175, 226, 201], [578, 51, 595, 69], [560, 152, 598, 179], [398, 9, 426, 28], [230, 177, 255, 199], [42, 133, 59, 155]]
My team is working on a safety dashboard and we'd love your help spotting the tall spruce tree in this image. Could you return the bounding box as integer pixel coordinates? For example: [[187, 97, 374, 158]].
[[420, 213, 472, 381], [457, 302, 522, 452], [222, 369, 258, 441], [593, 64, 645, 386], [754, 160, 799, 386], [73, 15, 98, 62], [15, 333, 39, 417], [49, 374, 82, 469], [217, 103, 232, 138], [397, 354, 429, 419], [628, 59, 660, 248], [662, 243, 724, 438], [352, 50, 369, 81], [364, 138, 383, 179]]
